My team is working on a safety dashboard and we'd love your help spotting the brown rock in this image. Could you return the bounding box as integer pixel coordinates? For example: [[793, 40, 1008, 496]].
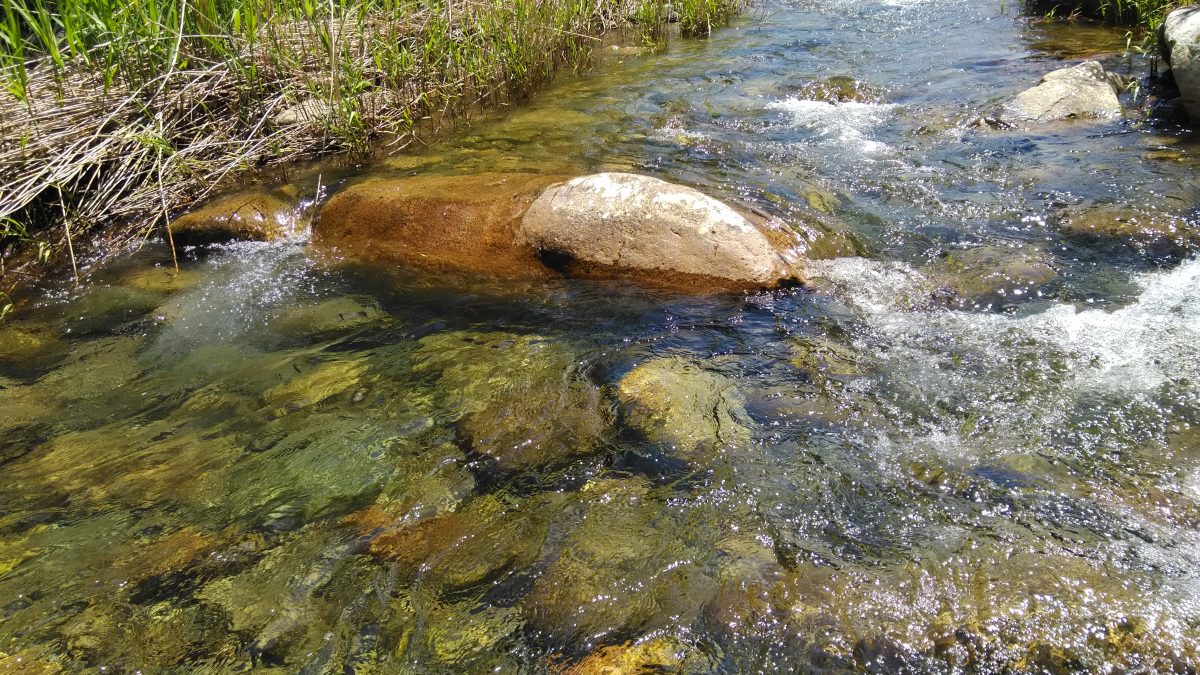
[[353, 495, 548, 593], [565, 637, 694, 674], [1060, 205, 1195, 244], [171, 189, 304, 245], [314, 173, 565, 277]]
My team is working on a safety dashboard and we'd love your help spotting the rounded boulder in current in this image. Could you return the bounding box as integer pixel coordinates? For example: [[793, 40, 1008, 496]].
[[518, 172, 804, 288]]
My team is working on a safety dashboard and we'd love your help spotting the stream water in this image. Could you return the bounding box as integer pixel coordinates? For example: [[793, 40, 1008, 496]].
[[3, 0, 1200, 672]]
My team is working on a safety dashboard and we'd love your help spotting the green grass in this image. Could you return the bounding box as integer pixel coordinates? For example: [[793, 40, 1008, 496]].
[[1028, 0, 1193, 28], [0, 0, 747, 286]]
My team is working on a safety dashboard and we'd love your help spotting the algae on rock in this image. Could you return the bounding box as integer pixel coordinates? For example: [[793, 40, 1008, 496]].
[[618, 356, 754, 462], [522, 478, 716, 649], [415, 330, 609, 471]]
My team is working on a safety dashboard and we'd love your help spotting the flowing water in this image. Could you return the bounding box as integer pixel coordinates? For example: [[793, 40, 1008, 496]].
[[3, 0, 1200, 672]]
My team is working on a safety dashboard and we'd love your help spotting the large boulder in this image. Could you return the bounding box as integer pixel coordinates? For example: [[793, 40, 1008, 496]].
[[313, 173, 563, 277], [518, 173, 805, 288], [1162, 6, 1200, 121], [1002, 61, 1123, 125]]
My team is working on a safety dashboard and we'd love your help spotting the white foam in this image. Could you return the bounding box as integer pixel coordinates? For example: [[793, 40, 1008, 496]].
[[769, 98, 896, 155], [812, 256, 1200, 396]]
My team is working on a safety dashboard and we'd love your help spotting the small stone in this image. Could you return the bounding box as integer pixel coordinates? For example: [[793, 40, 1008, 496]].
[[272, 98, 332, 126]]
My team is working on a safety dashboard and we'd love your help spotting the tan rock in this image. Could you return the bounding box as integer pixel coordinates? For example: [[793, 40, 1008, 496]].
[[314, 172, 564, 277], [1003, 61, 1122, 125], [520, 172, 805, 288], [566, 637, 695, 674], [171, 189, 305, 245]]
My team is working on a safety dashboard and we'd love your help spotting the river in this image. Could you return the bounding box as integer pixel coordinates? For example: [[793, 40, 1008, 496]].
[[1, 0, 1198, 671]]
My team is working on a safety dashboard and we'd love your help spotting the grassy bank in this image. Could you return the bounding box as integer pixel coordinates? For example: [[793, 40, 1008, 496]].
[[1027, 0, 1192, 28], [0, 0, 745, 296]]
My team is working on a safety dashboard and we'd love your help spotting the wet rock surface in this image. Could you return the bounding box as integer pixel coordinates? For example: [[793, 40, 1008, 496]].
[[1002, 61, 1123, 125], [617, 356, 753, 461], [414, 330, 609, 471], [520, 172, 806, 288], [171, 188, 306, 245], [926, 245, 1058, 308], [522, 478, 716, 649]]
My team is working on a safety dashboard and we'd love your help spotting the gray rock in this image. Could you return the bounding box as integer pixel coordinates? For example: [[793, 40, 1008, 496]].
[[519, 173, 804, 288], [1162, 7, 1200, 121], [1003, 61, 1122, 125], [272, 98, 332, 126]]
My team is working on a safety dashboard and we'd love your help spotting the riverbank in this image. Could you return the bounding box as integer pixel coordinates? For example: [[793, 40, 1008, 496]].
[[1026, 0, 1188, 28], [0, 0, 744, 309]]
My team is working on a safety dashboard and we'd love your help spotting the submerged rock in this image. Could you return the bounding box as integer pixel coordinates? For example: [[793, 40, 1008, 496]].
[[1002, 61, 1122, 125], [414, 331, 608, 471], [925, 245, 1058, 308], [260, 358, 368, 413], [1162, 6, 1200, 121], [790, 75, 884, 104], [522, 478, 714, 648], [1058, 205, 1195, 247], [266, 296, 386, 341], [314, 172, 562, 277], [519, 173, 805, 288], [0, 323, 67, 376], [567, 636, 706, 674], [116, 265, 204, 295], [790, 335, 870, 379], [60, 284, 166, 335], [352, 493, 551, 593], [617, 356, 753, 462], [171, 188, 306, 245]]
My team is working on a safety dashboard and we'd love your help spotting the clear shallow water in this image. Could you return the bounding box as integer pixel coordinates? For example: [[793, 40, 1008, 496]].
[[2, 0, 1200, 672]]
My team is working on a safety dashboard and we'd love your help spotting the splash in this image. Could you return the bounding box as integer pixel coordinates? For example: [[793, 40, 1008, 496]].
[[768, 98, 896, 155]]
